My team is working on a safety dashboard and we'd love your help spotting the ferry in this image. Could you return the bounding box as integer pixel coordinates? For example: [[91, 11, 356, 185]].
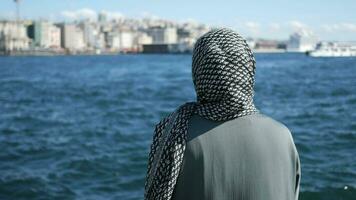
[[307, 42, 356, 57]]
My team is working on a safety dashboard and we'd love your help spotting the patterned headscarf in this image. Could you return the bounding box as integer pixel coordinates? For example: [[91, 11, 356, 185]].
[[144, 28, 258, 200]]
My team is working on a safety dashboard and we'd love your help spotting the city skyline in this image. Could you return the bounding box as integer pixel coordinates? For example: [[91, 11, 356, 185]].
[[0, 0, 356, 41]]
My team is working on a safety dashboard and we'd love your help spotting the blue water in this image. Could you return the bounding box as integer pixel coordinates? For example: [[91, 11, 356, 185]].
[[0, 54, 355, 200]]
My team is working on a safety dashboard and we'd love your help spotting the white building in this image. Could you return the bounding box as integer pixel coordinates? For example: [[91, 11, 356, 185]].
[[59, 24, 85, 50], [107, 30, 135, 51], [148, 27, 177, 44], [32, 21, 61, 48], [135, 32, 153, 51], [49, 25, 61, 48], [120, 30, 135, 50], [0, 21, 30, 51], [80, 21, 97, 49], [107, 33, 121, 49], [96, 33, 106, 49], [81, 20, 105, 49], [136, 32, 153, 45], [287, 31, 318, 52]]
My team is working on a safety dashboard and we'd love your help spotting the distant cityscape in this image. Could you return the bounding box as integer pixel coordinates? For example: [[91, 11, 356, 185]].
[[0, 14, 321, 56], [0, 2, 352, 56]]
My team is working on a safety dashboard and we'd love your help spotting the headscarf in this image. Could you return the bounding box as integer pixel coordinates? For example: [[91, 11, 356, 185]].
[[144, 28, 259, 200]]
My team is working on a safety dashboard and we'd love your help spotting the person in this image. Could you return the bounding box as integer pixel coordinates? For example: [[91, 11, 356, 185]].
[[144, 28, 301, 200]]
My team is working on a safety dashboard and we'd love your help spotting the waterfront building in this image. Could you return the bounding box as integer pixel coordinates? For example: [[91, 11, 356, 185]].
[[176, 27, 195, 51], [287, 31, 318, 52], [136, 32, 152, 45], [49, 25, 61, 48], [144, 24, 209, 53], [80, 21, 98, 49], [135, 32, 153, 52], [177, 27, 191, 41], [120, 30, 135, 51], [58, 24, 85, 50], [28, 21, 61, 48], [186, 24, 210, 40], [107, 30, 136, 52], [107, 32, 121, 50], [96, 33, 106, 50], [176, 23, 210, 52], [240, 38, 288, 53], [0, 21, 30, 51], [254, 40, 286, 52], [148, 26, 178, 44]]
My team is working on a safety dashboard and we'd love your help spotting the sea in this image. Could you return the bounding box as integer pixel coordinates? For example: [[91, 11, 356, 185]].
[[0, 53, 355, 200]]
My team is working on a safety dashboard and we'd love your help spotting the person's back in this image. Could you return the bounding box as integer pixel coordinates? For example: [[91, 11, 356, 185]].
[[172, 113, 300, 200], [144, 28, 301, 200]]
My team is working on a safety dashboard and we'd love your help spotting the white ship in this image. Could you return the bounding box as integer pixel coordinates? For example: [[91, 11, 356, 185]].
[[308, 42, 356, 57]]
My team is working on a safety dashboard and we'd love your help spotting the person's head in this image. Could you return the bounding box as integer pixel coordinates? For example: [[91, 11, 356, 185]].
[[191, 28, 257, 118]]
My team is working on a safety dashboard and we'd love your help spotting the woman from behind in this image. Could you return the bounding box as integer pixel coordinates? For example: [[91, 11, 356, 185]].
[[145, 28, 301, 200]]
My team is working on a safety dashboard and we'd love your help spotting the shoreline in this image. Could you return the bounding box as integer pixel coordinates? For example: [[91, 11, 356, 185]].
[[0, 49, 297, 57]]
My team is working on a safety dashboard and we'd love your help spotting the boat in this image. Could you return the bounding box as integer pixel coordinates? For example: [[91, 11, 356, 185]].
[[307, 42, 356, 57]]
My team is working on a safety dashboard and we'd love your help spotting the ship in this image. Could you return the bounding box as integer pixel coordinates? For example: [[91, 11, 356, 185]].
[[307, 42, 356, 57]]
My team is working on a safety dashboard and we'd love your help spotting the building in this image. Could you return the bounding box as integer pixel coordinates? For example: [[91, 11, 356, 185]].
[[48, 25, 61, 48], [80, 21, 98, 49], [107, 32, 121, 50], [148, 26, 177, 44], [58, 24, 85, 50], [120, 30, 135, 51], [135, 32, 153, 51], [176, 28, 196, 52], [287, 31, 318, 52], [144, 25, 209, 53], [0, 21, 30, 51], [136, 32, 153, 45], [107, 30, 136, 52], [95, 33, 106, 49], [254, 40, 286, 52], [28, 21, 61, 48]]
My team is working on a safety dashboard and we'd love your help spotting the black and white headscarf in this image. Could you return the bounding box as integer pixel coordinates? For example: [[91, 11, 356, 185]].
[[144, 28, 259, 200]]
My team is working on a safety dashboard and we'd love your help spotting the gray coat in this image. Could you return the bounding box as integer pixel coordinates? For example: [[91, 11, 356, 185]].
[[172, 113, 301, 200]]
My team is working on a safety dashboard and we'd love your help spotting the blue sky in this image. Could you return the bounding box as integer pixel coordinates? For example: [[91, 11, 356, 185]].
[[1, 0, 356, 41]]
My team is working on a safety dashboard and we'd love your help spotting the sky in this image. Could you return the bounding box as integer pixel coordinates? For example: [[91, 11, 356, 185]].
[[1, 0, 356, 41]]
